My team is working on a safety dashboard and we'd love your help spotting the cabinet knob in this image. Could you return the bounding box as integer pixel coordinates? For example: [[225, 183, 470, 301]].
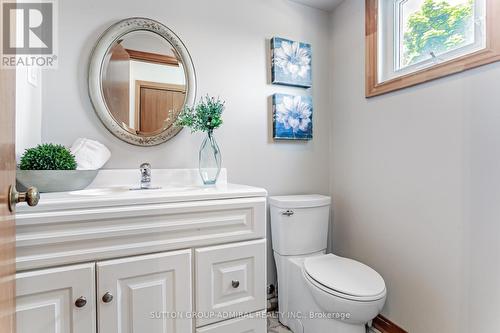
[[75, 296, 87, 308], [102, 292, 114, 303], [231, 280, 240, 288]]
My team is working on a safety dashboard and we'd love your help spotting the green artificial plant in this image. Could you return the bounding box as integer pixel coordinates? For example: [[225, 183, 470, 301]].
[[175, 95, 225, 133], [19, 144, 77, 170]]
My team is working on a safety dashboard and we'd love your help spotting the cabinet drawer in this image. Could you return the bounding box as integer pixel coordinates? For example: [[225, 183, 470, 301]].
[[195, 239, 266, 327], [196, 312, 267, 333]]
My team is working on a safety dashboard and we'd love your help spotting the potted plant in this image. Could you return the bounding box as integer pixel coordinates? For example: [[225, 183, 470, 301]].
[[176, 95, 225, 185], [17, 144, 98, 193]]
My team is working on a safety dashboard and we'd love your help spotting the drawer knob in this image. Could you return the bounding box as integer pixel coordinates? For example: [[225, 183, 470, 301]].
[[102, 292, 114, 303], [282, 210, 294, 217], [75, 296, 87, 308], [232, 280, 240, 288]]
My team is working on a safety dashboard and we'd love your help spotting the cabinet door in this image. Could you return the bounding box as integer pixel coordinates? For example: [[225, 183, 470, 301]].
[[97, 250, 192, 333], [16, 263, 96, 333], [195, 239, 266, 326], [196, 312, 267, 333]]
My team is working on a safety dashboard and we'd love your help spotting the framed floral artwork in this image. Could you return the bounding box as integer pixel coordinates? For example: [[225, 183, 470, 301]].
[[272, 93, 313, 140], [271, 37, 312, 88]]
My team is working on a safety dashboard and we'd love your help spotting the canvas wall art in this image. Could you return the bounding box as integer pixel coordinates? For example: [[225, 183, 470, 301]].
[[272, 93, 313, 140], [271, 37, 312, 88]]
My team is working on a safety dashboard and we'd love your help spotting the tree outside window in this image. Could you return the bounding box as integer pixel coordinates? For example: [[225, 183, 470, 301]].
[[400, 0, 474, 68]]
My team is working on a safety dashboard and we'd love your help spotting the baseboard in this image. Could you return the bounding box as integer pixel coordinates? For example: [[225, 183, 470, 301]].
[[372, 315, 408, 333]]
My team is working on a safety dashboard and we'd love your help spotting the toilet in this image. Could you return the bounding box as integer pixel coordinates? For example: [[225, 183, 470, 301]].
[[270, 195, 387, 333]]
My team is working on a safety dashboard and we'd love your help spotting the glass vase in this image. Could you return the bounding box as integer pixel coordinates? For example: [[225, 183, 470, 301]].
[[199, 130, 222, 185]]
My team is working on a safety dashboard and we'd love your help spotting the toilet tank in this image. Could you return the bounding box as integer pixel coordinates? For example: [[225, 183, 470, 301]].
[[269, 195, 331, 256]]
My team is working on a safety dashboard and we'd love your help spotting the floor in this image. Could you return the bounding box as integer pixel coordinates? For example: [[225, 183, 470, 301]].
[[267, 314, 292, 333], [267, 314, 375, 333]]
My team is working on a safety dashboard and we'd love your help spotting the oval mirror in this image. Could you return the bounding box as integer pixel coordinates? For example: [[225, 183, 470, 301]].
[[89, 18, 196, 146]]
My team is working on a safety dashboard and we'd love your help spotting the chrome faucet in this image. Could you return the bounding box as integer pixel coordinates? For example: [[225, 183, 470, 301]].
[[140, 163, 152, 189]]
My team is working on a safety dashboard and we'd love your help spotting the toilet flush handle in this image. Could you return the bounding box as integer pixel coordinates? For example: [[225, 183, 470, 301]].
[[282, 210, 294, 217]]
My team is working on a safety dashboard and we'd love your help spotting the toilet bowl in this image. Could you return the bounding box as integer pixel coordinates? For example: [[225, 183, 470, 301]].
[[270, 195, 387, 333]]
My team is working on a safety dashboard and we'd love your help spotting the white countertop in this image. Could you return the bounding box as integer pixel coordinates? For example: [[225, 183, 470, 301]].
[[16, 169, 267, 213]]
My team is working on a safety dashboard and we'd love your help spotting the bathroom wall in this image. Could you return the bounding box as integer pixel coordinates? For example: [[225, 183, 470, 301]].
[[330, 1, 500, 332], [39, 0, 332, 287]]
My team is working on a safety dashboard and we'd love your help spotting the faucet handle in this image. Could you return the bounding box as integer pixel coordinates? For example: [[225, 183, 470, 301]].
[[131, 163, 161, 191], [140, 163, 151, 175], [140, 163, 152, 189]]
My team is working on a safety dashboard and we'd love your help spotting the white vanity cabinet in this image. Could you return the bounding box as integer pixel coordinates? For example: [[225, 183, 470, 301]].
[[97, 250, 193, 333], [16, 263, 96, 333], [16, 251, 193, 333], [15, 179, 268, 333]]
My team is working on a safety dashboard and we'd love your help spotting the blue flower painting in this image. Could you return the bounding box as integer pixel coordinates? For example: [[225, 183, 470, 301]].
[[273, 94, 313, 140], [271, 37, 312, 88]]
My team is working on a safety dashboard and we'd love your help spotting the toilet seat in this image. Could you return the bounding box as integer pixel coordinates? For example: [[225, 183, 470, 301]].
[[304, 254, 386, 302]]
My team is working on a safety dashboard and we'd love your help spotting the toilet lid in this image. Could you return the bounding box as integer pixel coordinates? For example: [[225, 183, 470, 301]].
[[304, 254, 386, 298]]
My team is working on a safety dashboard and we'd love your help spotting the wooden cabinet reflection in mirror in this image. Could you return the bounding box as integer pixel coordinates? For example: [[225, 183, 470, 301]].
[[365, 0, 500, 97], [102, 43, 130, 128]]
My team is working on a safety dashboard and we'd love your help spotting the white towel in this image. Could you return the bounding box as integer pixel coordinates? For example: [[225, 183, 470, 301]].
[[70, 138, 111, 170]]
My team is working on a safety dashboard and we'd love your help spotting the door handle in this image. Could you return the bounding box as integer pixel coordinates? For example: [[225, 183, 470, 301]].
[[9, 185, 40, 212]]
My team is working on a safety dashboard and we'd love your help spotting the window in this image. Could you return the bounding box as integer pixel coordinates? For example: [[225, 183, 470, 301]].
[[397, 0, 484, 71], [365, 0, 500, 97]]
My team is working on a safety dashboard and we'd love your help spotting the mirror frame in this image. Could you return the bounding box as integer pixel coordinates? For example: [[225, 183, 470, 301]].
[[89, 17, 196, 146]]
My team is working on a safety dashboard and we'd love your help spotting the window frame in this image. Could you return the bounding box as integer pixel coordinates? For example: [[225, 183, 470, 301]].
[[366, 0, 500, 97]]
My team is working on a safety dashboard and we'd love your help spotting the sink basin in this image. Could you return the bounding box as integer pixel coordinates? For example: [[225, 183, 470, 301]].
[[69, 186, 200, 196]]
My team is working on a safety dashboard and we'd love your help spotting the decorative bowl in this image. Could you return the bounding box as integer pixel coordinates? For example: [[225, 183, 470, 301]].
[[16, 170, 99, 193]]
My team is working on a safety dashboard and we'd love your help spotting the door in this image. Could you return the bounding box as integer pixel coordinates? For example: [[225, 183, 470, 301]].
[[135, 81, 185, 133], [16, 263, 96, 333], [0, 57, 17, 333], [97, 250, 193, 333]]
